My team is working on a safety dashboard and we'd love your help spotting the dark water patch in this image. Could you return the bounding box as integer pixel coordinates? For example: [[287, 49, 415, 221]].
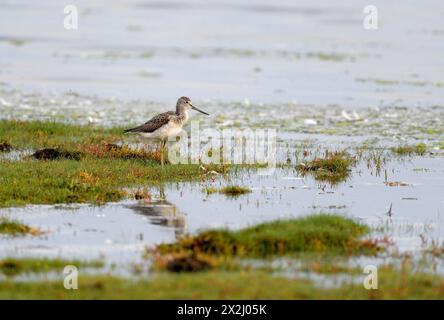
[[32, 148, 83, 161]]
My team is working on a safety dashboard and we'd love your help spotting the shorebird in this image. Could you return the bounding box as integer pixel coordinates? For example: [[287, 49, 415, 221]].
[[124, 96, 209, 166]]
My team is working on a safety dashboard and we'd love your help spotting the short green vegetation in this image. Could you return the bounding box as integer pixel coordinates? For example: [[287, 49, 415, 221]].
[[0, 120, 123, 150], [0, 120, 254, 207], [219, 186, 251, 196], [0, 258, 104, 277], [0, 159, 230, 207], [0, 218, 40, 236], [156, 215, 379, 258], [391, 143, 427, 156], [1, 265, 443, 299], [296, 152, 355, 184]]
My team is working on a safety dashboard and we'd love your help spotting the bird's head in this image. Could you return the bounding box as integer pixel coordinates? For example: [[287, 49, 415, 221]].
[[176, 96, 209, 115]]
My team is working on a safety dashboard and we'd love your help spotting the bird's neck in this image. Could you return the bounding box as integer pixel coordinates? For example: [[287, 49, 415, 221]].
[[176, 110, 189, 123]]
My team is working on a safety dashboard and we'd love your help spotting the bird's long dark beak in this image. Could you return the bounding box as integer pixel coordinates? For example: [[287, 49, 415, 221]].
[[190, 103, 209, 115]]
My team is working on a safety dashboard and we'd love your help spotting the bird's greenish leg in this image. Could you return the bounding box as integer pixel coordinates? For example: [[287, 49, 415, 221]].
[[160, 139, 167, 167]]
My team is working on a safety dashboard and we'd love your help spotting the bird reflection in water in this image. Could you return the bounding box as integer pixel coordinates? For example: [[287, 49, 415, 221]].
[[128, 185, 187, 238]]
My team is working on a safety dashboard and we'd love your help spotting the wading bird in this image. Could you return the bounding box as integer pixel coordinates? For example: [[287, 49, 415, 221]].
[[124, 96, 209, 166]]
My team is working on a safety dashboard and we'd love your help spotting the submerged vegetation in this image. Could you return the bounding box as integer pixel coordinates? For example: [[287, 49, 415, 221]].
[[0, 218, 40, 236]]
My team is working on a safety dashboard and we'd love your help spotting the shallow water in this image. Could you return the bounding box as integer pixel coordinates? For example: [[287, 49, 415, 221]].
[[1, 154, 443, 268]]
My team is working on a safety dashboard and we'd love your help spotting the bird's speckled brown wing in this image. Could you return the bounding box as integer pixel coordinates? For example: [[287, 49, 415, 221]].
[[124, 111, 175, 133]]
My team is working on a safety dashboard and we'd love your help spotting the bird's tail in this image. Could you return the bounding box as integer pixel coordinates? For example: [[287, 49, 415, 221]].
[[124, 127, 140, 133]]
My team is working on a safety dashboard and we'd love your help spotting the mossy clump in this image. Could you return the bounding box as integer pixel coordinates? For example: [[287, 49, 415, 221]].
[[296, 152, 355, 184], [157, 214, 378, 258], [0, 258, 104, 277], [219, 186, 251, 196], [204, 186, 251, 196], [391, 143, 427, 156], [0, 141, 12, 152], [0, 218, 40, 236]]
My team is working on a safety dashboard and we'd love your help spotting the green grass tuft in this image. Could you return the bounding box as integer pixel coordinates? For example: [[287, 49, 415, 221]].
[[0, 120, 123, 150], [219, 186, 251, 196], [204, 185, 252, 196], [157, 214, 379, 257]]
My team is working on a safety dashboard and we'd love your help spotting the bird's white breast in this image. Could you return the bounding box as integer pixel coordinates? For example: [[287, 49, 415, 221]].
[[138, 121, 184, 140]]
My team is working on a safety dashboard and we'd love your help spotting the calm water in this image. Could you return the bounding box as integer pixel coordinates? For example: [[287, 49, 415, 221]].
[[0, 0, 443, 106]]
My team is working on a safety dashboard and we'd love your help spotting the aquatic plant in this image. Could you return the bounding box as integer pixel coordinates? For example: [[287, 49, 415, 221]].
[[391, 143, 427, 156], [296, 151, 355, 185], [204, 185, 251, 196]]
